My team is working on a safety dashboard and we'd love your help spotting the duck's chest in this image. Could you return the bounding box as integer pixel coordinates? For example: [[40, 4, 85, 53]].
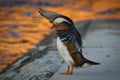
[[57, 37, 68, 53], [57, 37, 74, 65]]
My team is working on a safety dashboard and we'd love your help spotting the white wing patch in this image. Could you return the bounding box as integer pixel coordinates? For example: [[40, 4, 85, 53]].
[[53, 17, 71, 24]]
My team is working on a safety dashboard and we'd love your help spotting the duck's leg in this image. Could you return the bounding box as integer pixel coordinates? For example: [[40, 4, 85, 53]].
[[60, 65, 73, 75]]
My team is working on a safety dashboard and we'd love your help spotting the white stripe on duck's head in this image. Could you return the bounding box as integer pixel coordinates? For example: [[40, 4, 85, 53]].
[[50, 16, 74, 29], [50, 16, 74, 30], [52, 16, 74, 26], [53, 17, 71, 24]]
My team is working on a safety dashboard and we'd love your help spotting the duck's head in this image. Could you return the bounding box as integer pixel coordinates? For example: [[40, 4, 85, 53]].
[[39, 8, 74, 30]]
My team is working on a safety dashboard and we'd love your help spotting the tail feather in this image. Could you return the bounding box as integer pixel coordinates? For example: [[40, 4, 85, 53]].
[[85, 59, 100, 65]]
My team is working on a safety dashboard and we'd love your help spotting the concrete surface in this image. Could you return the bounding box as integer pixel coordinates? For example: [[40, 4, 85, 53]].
[[50, 21, 120, 80]]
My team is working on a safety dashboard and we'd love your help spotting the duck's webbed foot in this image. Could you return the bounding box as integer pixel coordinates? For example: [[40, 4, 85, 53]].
[[60, 65, 73, 75]]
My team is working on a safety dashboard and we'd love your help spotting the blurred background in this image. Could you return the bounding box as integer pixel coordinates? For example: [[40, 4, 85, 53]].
[[0, 0, 120, 72]]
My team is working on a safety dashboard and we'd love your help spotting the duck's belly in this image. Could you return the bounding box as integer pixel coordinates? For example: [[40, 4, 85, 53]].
[[57, 37, 74, 65]]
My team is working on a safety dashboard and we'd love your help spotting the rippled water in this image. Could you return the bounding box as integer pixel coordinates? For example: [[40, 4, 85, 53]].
[[0, 5, 52, 72]]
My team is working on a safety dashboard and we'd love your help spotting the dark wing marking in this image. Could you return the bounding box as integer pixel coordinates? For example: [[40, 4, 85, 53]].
[[57, 27, 82, 51], [63, 42, 85, 67], [75, 28, 82, 47]]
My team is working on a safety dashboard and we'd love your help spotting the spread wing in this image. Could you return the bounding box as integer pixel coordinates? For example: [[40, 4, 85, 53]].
[[57, 27, 85, 66], [57, 27, 82, 51], [75, 28, 82, 47]]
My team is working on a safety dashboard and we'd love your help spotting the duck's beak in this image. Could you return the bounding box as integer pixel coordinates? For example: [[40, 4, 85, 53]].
[[50, 23, 58, 29]]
